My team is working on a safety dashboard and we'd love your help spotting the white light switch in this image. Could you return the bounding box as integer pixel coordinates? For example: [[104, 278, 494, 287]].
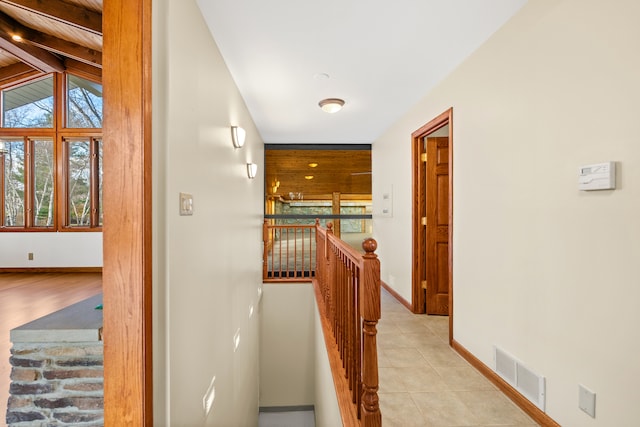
[[179, 192, 193, 216], [380, 185, 393, 217]]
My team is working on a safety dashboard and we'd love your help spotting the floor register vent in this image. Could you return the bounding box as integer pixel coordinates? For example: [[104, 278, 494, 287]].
[[493, 346, 546, 411]]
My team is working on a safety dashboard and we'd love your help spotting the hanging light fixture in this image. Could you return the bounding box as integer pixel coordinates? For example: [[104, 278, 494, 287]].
[[318, 98, 345, 113], [231, 126, 246, 148]]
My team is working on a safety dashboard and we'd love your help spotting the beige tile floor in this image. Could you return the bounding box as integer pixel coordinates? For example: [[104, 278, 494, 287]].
[[377, 288, 539, 427]]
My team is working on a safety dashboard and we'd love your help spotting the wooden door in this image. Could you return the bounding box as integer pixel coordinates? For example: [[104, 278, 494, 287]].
[[425, 136, 449, 315]]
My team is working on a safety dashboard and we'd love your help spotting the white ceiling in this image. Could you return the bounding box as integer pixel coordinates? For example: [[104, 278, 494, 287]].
[[196, 0, 528, 144]]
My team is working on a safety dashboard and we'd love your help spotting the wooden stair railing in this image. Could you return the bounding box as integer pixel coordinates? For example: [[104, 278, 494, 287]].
[[315, 221, 382, 427], [263, 219, 316, 282]]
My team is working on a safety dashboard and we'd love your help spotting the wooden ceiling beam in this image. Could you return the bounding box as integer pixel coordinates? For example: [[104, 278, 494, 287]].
[[0, 61, 40, 86], [0, 12, 64, 73], [64, 58, 101, 81], [29, 31, 102, 68], [0, 0, 102, 35]]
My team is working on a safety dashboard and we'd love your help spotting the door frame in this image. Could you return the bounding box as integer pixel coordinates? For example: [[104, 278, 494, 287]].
[[103, 0, 153, 424], [411, 108, 453, 343]]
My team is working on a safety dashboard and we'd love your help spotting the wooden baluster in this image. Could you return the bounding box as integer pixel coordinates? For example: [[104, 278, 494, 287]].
[[293, 227, 298, 277], [344, 256, 349, 369], [287, 227, 291, 277], [276, 227, 281, 278], [345, 256, 350, 382], [272, 227, 277, 278], [340, 253, 344, 362], [360, 238, 382, 427], [322, 226, 328, 322], [315, 220, 322, 298], [335, 244, 341, 348], [301, 226, 305, 277], [339, 251, 344, 355], [289, 227, 293, 277], [345, 258, 360, 404], [311, 226, 315, 278], [355, 263, 362, 418], [338, 250, 344, 363], [263, 219, 268, 280], [351, 261, 359, 406], [326, 223, 337, 339]]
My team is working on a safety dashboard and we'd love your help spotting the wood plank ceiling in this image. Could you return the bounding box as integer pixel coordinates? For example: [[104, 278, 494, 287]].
[[0, 0, 102, 87], [266, 148, 372, 200]]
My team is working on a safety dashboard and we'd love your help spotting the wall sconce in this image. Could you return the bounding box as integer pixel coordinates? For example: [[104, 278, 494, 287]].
[[246, 163, 258, 179], [231, 126, 246, 148]]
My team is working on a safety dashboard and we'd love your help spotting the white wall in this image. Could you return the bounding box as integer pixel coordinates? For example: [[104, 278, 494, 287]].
[[313, 303, 342, 427], [373, 1, 640, 426], [153, 0, 264, 425], [259, 283, 315, 407], [0, 233, 102, 268]]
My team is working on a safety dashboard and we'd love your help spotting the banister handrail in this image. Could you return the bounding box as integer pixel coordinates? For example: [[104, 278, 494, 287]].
[[315, 221, 382, 427], [261, 218, 382, 425]]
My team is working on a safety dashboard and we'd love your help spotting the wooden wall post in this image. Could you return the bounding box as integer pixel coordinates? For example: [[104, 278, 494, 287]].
[[332, 192, 341, 238], [360, 238, 381, 427], [103, 0, 153, 424]]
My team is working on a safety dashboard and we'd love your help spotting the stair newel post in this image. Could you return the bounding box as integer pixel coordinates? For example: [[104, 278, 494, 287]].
[[360, 238, 382, 427]]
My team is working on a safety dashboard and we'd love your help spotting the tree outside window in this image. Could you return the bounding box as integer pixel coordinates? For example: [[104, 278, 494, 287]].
[[66, 138, 102, 227], [0, 73, 103, 231], [1, 140, 25, 227]]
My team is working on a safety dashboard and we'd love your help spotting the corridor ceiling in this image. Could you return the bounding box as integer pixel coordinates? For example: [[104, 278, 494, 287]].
[[197, 0, 528, 144], [0, 0, 528, 147]]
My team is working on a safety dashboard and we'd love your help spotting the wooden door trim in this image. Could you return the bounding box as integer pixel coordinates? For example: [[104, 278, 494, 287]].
[[411, 108, 453, 343], [103, 0, 153, 425]]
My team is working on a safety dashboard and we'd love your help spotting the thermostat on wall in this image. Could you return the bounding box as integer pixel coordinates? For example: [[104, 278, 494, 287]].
[[578, 162, 616, 191]]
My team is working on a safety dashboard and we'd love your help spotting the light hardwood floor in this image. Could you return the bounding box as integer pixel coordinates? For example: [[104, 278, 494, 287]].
[[0, 272, 102, 426]]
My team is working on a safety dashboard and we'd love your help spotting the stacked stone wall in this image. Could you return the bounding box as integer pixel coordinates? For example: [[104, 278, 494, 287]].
[[6, 342, 103, 427]]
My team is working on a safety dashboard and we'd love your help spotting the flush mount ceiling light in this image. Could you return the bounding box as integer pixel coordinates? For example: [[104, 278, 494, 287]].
[[318, 98, 345, 114], [231, 126, 246, 148], [304, 175, 314, 180], [308, 162, 318, 168]]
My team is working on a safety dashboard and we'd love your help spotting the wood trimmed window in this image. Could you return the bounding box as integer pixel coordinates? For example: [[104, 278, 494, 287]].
[[0, 72, 103, 231]]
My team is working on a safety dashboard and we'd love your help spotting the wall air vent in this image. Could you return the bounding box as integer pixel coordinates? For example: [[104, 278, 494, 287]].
[[493, 346, 546, 411]]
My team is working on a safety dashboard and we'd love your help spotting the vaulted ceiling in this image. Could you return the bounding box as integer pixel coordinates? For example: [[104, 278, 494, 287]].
[[0, 0, 101, 87]]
